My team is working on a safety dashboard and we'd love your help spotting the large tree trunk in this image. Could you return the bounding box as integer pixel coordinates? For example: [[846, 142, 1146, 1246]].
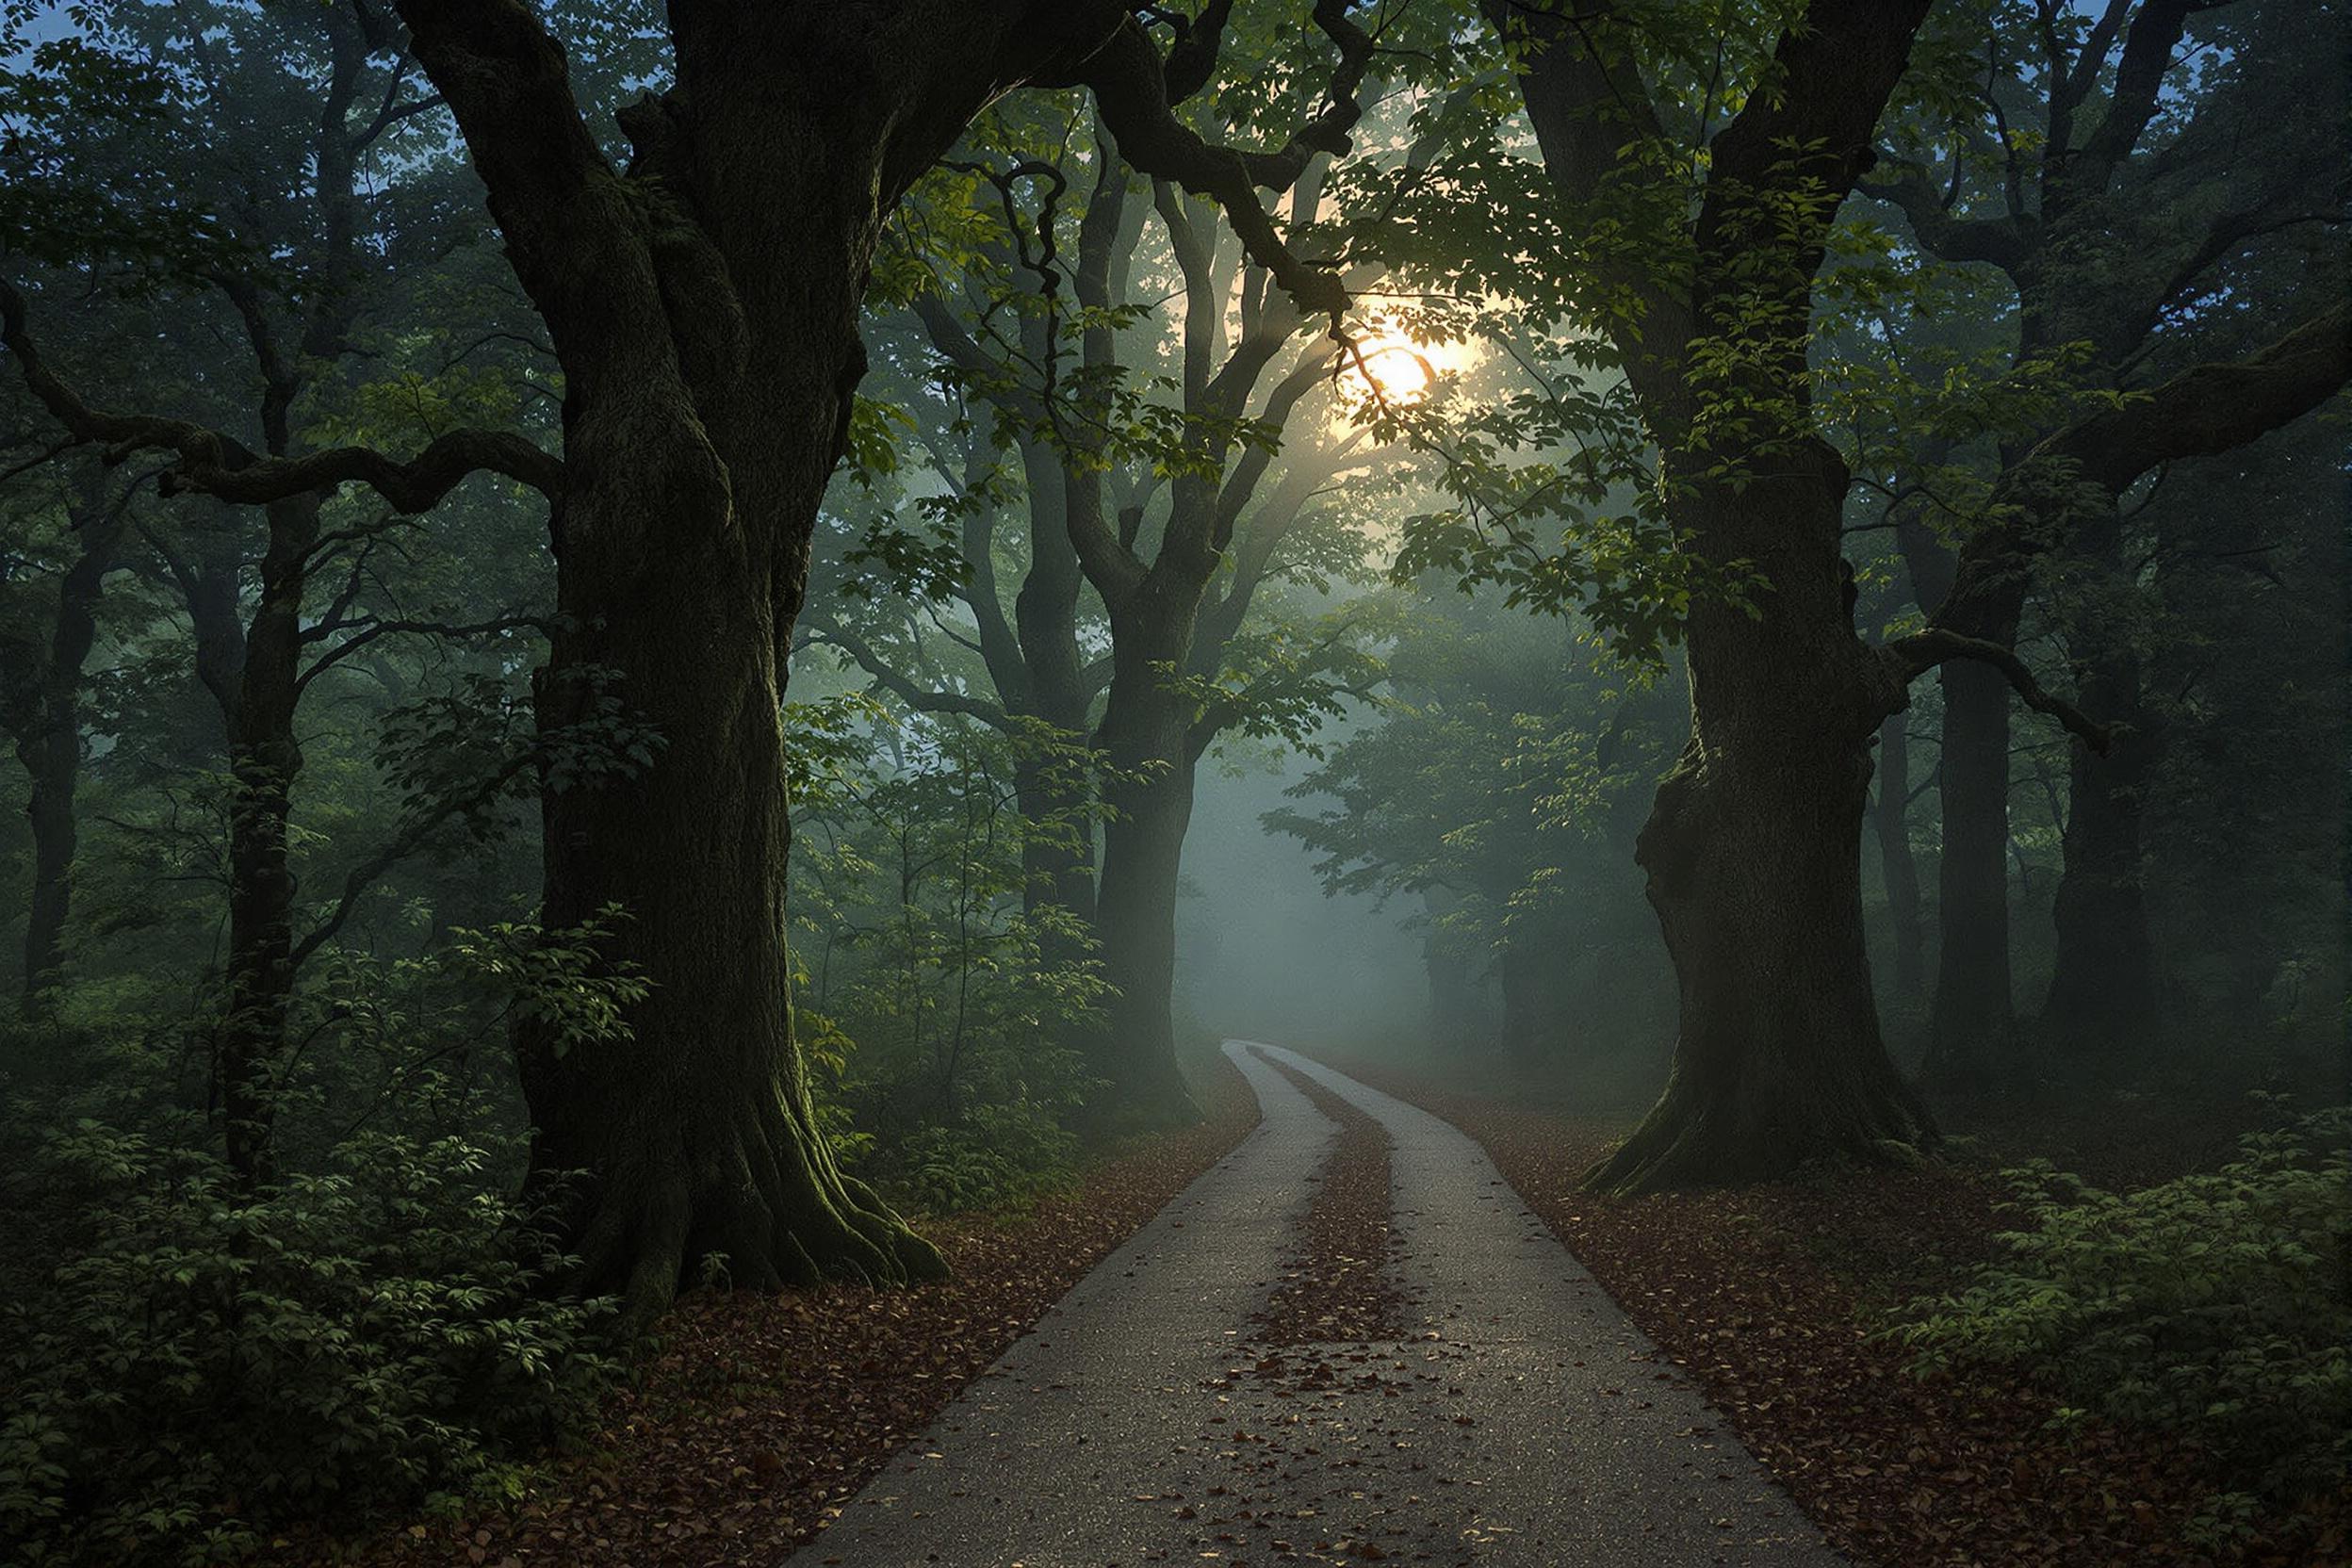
[[14, 483, 124, 1007], [214, 492, 318, 1184], [1589, 453, 1934, 1194], [499, 55, 946, 1319], [1087, 734, 1201, 1130], [1872, 711, 1926, 1002], [2041, 621, 2161, 1054], [1925, 653, 2017, 1089], [1009, 435, 1102, 928], [521, 501, 939, 1311], [1086, 558, 1211, 1128]]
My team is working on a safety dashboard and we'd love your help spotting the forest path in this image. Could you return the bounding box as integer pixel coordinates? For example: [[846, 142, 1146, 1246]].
[[792, 1041, 1839, 1567]]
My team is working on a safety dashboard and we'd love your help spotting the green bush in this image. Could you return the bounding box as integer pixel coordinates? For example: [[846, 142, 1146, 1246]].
[[787, 705, 1111, 1214], [894, 1098, 1086, 1215], [0, 1122, 619, 1566], [1887, 1106, 2352, 1507]]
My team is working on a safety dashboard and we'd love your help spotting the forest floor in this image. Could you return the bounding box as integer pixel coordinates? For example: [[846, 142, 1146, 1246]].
[[299, 1042, 2345, 1568], [1319, 1049, 2349, 1568], [298, 1048, 1263, 1568]]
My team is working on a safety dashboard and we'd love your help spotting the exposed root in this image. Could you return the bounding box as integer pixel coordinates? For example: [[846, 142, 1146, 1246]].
[[1584, 1062, 1938, 1197], [545, 1080, 944, 1337]]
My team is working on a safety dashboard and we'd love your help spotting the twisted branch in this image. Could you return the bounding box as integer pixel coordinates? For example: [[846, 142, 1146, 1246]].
[[3, 280, 563, 512]]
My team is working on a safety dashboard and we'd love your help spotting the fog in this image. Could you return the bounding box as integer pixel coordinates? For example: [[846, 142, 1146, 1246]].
[[1175, 737, 1429, 1056]]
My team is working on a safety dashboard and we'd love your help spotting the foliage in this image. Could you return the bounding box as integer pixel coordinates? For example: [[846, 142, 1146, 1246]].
[[1265, 586, 1680, 1045], [0, 1119, 618, 1568], [789, 700, 1107, 1212], [890, 1100, 1086, 1216], [1888, 1107, 2352, 1508], [0, 907, 646, 1566]]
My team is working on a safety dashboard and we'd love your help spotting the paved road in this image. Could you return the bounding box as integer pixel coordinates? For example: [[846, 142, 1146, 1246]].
[[794, 1041, 1842, 1567]]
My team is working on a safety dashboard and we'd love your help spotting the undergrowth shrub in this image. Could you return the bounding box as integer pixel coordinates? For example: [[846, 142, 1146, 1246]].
[[788, 702, 1110, 1214], [0, 915, 643, 1566], [0, 1123, 620, 1568], [1887, 1106, 2352, 1513], [0, 1121, 619, 1566], [892, 1097, 1085, 1214]]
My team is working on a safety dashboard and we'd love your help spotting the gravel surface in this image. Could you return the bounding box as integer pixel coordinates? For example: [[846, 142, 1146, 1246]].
[[794, 1041, 1840, 1567]]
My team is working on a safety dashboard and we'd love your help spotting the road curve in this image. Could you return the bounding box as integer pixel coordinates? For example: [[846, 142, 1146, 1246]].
[[792, 1040, 1843, 1567]]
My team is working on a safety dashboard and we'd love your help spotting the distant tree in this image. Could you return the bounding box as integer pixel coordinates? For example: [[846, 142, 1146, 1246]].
[[0, 458, 139, 1007], [809, 67, 1430, 1126], [1861, 0, 2351, 1074], [1267, 588, 1681, 1065], [1, 1, 566, 1179]]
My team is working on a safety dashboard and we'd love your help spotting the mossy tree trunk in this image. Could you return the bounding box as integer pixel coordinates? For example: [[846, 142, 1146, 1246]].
[[395, 0, 1367, 1322], [401, 4, 978, 1315], [1500, 0, 1941, 1193], [1588, 449, 1936, 1192]]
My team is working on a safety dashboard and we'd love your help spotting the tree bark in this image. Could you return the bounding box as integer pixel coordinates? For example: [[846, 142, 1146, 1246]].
[[1011, 435, 1102, 930], [1926, 651, 2018, 1088], [2040, 547, 2163, 1054], [1588, 451, 1934, 1193], [1901, 515, 2025, 1084], [213, 491, 318, 1183], [1089, 760, 1200, 1128], [518, 418, 944, 1308], [1086, 580, 1208, 1126], [10, 474, 128, 1007], [1872, 711, 1925, 1003]]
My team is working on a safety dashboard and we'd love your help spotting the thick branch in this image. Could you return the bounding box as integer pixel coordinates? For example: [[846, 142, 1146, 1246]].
[[807, 622, 1011, 730], [1856, 160, 2034, 275], [2042, 303, 2351, 494], [1069, 7, 1364, 318], [1210, 339, 1340, 552], [299, 614, 556, 694], [1882, 629, 2111, 753], [2, 280, 561, 511], [2064, 0, 2214, 206], [290, 750, 540, 970], [1485, 0, 1689, 354], [1700, 0, 1935, 244], [393, 0, 667, 399]]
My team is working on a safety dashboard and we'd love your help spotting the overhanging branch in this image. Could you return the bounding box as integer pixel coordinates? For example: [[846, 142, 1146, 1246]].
[[2041, 302, 2352, 493], [1883, 629, 2111, 753], [1067, 4, 1367, 319], [805, 622, 1011, 730], [2, 279, 563, 512]]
